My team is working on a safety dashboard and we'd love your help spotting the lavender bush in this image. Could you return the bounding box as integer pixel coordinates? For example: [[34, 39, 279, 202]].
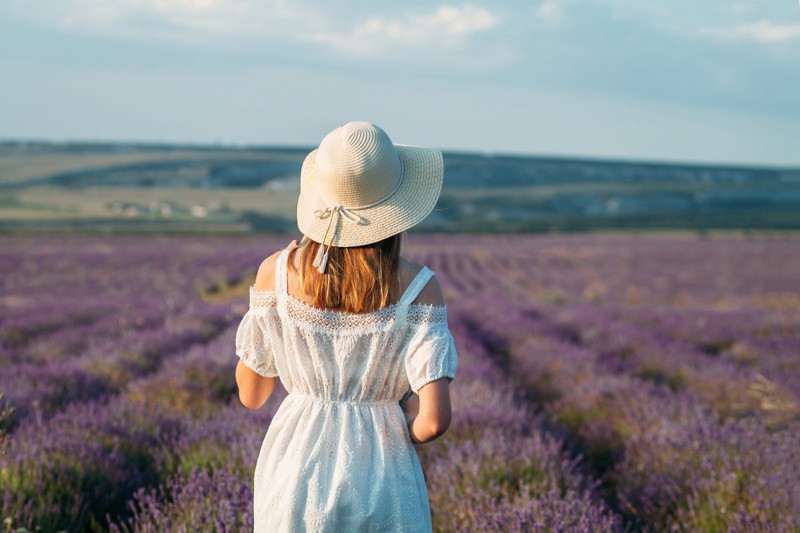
[[1, 233, 799, 531]]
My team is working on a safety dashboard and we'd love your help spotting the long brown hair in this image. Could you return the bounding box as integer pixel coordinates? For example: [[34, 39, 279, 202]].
[[289, 233, 404, 313]]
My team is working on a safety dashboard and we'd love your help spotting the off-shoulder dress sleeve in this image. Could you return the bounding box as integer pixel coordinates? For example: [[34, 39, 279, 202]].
[[404, 309, 458, 394], [234, 292, 279, 378]]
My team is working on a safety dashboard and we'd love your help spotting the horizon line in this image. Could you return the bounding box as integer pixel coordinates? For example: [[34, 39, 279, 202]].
[[1, 137, 798, 172]]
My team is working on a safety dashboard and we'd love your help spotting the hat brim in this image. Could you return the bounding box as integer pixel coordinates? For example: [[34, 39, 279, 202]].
[[296, 144, 443, 247]]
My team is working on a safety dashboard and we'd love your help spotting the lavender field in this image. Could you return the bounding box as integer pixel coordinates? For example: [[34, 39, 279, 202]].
[[1, 233, 799, 532]]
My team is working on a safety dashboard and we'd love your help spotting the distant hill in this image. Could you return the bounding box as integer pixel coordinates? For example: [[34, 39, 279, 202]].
[[1, 141, 799, 234]]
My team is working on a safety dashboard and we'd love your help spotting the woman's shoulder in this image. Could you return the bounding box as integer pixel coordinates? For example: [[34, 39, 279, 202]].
[[252, 241, 300, 292], [399, 257, 445, 307]]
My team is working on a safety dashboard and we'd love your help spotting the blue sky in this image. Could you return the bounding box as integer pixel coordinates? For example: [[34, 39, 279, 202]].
[[1, 0, 799, 166]]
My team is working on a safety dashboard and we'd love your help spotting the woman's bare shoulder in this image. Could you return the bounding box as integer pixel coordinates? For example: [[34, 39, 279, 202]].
[[399, 257, 445, 306], [252, 240, 300, 292], [252, 252, 280, 292]]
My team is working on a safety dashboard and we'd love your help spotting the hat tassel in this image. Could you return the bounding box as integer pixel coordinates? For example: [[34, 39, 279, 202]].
[[312, 207, 337, 274], [315, 248, 330, 274], [312, 243, 325, 269], [312, 243, 330, 274]]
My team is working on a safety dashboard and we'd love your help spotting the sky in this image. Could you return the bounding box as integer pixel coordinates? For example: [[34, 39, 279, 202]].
[[1, 0, 799, 167]]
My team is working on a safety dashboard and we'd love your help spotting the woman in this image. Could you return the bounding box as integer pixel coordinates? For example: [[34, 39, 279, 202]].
[[234, 122, 458, 532]]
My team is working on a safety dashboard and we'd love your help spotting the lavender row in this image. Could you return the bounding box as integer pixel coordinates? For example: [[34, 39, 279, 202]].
[[1, 326, 279, 531], [414, 234, 800, 400], [0, 235, 287, 426], [434, 252, 800, 529]]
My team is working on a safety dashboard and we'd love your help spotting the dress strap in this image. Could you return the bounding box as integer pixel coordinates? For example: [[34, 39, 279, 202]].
[[397, 266, 435, 306], [275, 248, 290, 300]]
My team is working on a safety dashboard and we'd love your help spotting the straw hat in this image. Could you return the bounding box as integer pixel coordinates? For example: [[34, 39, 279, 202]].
[[297, 122, 443, 271]]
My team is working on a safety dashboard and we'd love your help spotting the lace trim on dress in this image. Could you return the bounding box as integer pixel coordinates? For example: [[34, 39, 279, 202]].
[[248, 286, 448, 334], [406, 305, 448, 325], [249, 286, 278, 308], [283, 295, 448, 335]]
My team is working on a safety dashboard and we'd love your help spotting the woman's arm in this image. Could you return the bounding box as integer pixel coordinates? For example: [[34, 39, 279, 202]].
[[407, 377, 452, 444], [236, 361, 277, 410], [235, 239, 299, 410], [403, 267, 454, 444]]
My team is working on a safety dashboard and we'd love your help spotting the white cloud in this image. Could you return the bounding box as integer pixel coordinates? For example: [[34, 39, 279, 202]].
[[706, 20, 800, 44], [535, 0, 563, 24], [732, 20, 800, 43], [12, 0, 498, 57], [430, 4, 497, 35], [310, 4, 498, 57]]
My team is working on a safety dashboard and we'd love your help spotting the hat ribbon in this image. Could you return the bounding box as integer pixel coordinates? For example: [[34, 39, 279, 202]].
[[311, 206, 365, 274]]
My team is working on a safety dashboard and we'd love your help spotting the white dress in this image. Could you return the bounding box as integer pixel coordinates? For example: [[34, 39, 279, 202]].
[[234, 249, 458, 532]]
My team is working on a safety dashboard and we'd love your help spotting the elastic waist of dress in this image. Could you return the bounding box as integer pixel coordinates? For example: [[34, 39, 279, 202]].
[[288, 392, 398, 406]]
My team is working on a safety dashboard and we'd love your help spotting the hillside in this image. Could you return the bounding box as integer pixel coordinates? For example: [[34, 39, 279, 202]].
[[2, 141, 799, 234]]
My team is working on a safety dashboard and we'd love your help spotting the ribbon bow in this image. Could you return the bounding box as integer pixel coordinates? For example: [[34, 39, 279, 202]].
[[312, 205, 365, 274]]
